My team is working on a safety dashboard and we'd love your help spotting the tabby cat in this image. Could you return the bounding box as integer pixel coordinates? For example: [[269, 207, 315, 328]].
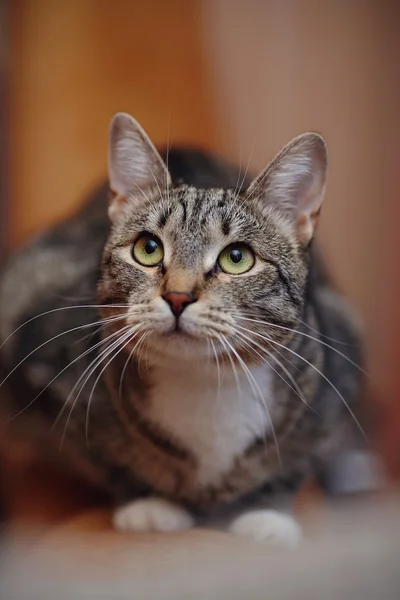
[[0, 113, 363, 546]]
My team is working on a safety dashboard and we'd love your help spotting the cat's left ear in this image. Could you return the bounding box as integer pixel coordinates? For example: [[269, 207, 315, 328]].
[[108, 112, 171, 221], [245, 133, 327, 245]]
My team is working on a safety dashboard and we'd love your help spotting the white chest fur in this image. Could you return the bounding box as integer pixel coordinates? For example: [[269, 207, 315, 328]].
[[144, 361, 277, 486]]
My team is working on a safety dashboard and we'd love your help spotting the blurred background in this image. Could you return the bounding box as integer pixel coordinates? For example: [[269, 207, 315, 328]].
[[0, 0, 399, 531]]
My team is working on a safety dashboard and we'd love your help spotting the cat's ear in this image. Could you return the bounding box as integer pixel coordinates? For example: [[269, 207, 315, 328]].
[[245, 133, 327, 245], [108, 112, 171, 220]]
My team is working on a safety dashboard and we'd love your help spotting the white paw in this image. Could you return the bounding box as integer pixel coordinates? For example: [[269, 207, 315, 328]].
[[113, 497, 194, 533], [229, 510, 301, 548]]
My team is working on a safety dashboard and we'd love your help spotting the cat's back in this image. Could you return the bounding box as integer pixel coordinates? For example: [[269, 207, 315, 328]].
[[0, 184, 110, 347]]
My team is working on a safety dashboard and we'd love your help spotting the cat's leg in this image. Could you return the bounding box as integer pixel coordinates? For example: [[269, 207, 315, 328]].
[[229, 509, 301, 548], [113, 497, 194, 533]]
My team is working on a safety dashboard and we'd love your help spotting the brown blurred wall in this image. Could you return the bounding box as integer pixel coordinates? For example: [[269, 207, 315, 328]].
[[7, 0, 400, 474], [205, 0, 386, 326], [9, 0, 217, 248]]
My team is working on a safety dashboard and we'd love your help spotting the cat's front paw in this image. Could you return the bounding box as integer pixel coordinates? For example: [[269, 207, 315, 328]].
[[229, 510, 301, 548], [113, 497, 194, 533]]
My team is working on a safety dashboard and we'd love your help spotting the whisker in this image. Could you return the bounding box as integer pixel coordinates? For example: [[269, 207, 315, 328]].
[[234, 138, 255, 200], [242, 162, 270, 204], [0, 317, 130, 390], [7, 324, 130, 423], [233, 328, 317, 415], [85, 328, 140, 447], [216, 333, 242, 403], [232, 148, 243, 200], [144, 158, 167, 205], [118, 330, 150, 400], [58, 326, 137, 451], [73, 313, 128, 346], [51, 292, 96, 302], [236, 314, 368, 378], [135, 331, 150, 377], [236, 324, 367, 440], [165, 112, 172, 204], [220, 334, 281, 467], [0, 304, 129, 351], [52, 325, 134, 433], [262, 347, 319, 416], [224, 332, 274, 447], [209, 338, 221, 403], [298, 317, 360, 347]]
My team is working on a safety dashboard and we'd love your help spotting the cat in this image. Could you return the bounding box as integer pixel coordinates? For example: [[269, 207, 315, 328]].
[[0, 113, 364, 547]]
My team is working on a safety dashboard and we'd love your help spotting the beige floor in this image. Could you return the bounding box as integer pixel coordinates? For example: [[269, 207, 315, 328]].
[[1, 438, 399, 599]]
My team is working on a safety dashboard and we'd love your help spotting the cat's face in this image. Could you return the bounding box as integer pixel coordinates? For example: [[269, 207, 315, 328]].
[[98, 113, 327, 362]]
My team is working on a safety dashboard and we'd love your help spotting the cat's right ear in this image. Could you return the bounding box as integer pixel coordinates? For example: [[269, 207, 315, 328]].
[[108, 112, 171, 221]]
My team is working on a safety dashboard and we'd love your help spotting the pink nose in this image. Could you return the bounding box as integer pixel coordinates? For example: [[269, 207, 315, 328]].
[[163, 292, 195, 317]]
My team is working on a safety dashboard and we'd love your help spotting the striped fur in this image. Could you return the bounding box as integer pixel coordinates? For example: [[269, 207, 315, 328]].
[[0, 118, 364, 530]]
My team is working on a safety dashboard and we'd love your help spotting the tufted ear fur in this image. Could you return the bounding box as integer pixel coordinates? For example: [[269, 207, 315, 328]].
[[108, 112, 171, 221], [245, 133, 328, 245]]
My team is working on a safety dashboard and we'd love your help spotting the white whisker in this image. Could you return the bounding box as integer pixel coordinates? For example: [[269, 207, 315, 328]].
[[74, 313, 128, 346], [209, 338, 221, 403], [236, 314, 368, 377], [118, 330, 150, 401], [0, 303, 129, 351], [0, 317, 128, 390], [59, 326, 138, 450], [236, 324, 367, 440], [216, 333, 242, 403], [143, 158, 167, 205], [299, 317, 359, 346], [233, 138, 255, 200], [220, 334, 281, 467], [135, 330, 150, 376], [233, 328, 317, 415], [7, 323, 129, 423], [52, 325, 133, 434], [85, 329, 141, 447]]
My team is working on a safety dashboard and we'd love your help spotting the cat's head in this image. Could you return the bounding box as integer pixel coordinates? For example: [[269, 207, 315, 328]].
[[98, 113, 327, 362]]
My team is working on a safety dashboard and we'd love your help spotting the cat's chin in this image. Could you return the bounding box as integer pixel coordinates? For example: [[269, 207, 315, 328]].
[[142, 330, 217, 361]]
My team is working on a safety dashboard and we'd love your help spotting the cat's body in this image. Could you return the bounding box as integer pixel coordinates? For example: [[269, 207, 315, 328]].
[[0, 115, 363, 545]]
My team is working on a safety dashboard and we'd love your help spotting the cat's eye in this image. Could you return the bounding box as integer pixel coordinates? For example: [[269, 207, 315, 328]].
[[132, 233, 164, 267], [218, 243, 255, 275]]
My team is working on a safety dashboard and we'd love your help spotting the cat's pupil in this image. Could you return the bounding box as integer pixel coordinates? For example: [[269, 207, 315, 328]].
[[145, 240, 158, 254], [230, 249, 242, 263]]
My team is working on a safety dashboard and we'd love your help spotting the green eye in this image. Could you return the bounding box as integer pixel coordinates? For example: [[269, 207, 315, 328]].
[[132, 233, 164, 267], [218, 243, 255, 275]]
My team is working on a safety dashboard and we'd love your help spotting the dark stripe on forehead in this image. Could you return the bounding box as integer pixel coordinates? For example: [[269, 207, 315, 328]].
[[158, 206, 172, 228], [221, 217, 231, 236], [189, 190, 204, 223], [179, 196, 188, 224], [220, 191, 232, 235]]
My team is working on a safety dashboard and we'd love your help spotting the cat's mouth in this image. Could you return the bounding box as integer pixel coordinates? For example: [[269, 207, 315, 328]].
[[125, 302, 235, 357], [164, 324, 195, 338]]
